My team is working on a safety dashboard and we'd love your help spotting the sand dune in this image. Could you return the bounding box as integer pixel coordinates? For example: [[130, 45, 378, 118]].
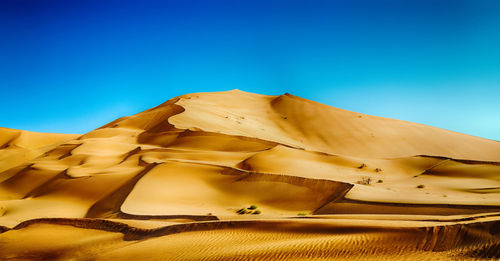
[[0, 127, 78, 174], [0, 90, 499, 260], [170, 91, 500, 160]]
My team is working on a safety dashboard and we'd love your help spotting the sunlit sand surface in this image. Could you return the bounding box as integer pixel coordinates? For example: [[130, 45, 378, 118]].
[[0, 90, 498, 260]]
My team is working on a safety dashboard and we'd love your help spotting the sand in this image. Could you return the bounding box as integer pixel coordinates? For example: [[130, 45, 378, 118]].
[[0, 90, 498, 260]]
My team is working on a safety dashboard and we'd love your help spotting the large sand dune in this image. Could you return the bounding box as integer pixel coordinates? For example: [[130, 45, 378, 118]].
[[0, 90, 499, 260]]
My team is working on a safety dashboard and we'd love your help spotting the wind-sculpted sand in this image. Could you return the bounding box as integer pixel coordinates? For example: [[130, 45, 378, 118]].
[[0, 90, 499, 260]]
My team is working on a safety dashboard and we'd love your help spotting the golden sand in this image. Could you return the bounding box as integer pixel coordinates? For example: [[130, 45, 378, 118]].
[[0, 90, 498, 260]]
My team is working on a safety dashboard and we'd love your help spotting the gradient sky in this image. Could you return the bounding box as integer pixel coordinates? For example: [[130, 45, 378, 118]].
[[1, 0, 499, 140]]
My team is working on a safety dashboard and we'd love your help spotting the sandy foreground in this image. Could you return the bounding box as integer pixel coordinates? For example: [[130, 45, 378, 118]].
[[0, 90, 498, 260]]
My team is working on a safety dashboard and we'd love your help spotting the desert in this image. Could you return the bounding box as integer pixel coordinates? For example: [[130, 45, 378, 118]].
[[0, 90, 499, 260]]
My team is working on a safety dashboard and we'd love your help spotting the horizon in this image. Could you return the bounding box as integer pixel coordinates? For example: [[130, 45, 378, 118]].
[[1, 0, 499, 140]]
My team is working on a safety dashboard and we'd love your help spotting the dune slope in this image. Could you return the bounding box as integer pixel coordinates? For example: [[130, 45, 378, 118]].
[[0, 90, 499, 260]]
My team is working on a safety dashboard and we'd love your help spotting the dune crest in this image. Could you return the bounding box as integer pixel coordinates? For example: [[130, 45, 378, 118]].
[[0, 90, 499, 260]]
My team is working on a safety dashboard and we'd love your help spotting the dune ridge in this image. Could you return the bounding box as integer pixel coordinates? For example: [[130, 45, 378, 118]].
[[0, 90, 499, 260]]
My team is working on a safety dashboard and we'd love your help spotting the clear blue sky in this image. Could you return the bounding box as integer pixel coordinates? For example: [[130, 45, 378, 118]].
[[1, 0, 499, 140]]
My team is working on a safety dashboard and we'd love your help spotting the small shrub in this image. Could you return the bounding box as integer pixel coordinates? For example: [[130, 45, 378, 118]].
[[377, 179, 383, 183], [358, 163, 367, 169], [417, 184, 425, 189], [357, 176, 371, 185], [297, 212, 308, 216], [236, 205, 261, 215], [375, 168, 382, 172]]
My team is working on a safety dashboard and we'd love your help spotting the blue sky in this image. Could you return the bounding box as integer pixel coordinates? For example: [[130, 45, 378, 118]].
[[1, 0, 499, 140]]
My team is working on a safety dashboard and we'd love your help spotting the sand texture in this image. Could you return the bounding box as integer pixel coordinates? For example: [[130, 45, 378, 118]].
[[0, 90, 499, 260]]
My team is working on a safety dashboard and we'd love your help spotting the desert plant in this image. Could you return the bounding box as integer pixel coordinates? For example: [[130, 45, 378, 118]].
[[375, 168, 382, 172], [236, 205, 261, 215], [358, 163, 367, 169], [417, 184, 425, 189], [297, 212, 308, 216], [377, 179, 383, 183], [357, 176, 371, 185]]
